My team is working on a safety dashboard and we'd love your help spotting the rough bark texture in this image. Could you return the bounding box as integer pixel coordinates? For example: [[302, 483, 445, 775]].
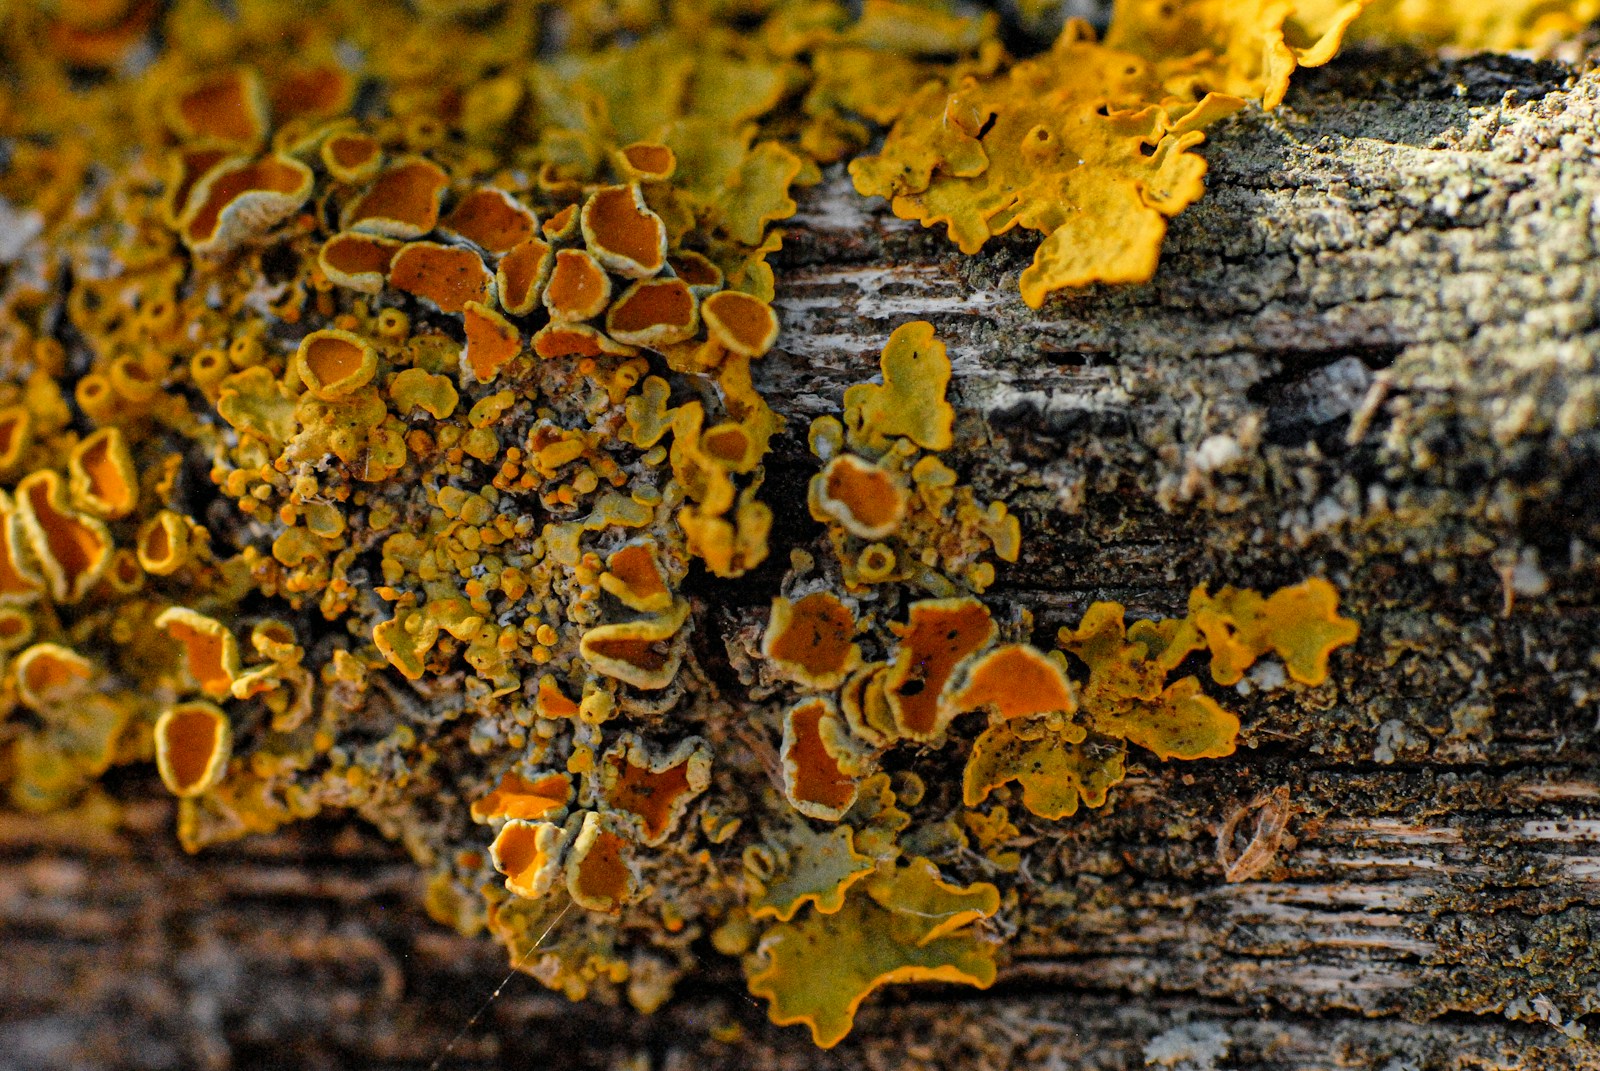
[[7, 48, 1600, 1071]]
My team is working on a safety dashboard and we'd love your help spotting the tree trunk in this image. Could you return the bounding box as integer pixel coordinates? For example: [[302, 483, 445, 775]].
[[7, 48, 1600, 1071]]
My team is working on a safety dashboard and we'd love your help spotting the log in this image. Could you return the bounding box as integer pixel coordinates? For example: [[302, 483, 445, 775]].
[[7, 46, 1600, 1070]]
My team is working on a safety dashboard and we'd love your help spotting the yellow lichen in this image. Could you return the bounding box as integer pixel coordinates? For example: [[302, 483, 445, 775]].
[[747, 857, 1000, 1048], [842, 321, 954, 453], [745, 821, 876, 922]]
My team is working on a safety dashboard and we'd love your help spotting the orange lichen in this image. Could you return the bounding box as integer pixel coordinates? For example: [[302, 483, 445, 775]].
[[318, 232, 402, 293], [156, 607, 242, 699], [543, 248, 613, 322], [810, 454, 907, 540], [598, 734, 711, 845], [14, 470, 112, 603], [884, 598, 996, 742], [296, 328, 378, 400], [762, 592, 861, 690], [164, 146, 232, 226], [473, 771, 572, 823], [0, 512, 45, 605], [605, 278, 698, 347], [617, 142, 677, 183], [781, 697, 872, 821], [0, 608, 35, 652], [179, 153, 314, 255], [565, 811, 637, 912], [509, 681, 571, 730], [14, 643, 93, 710], [390, 241, 494, 313], [542, 203, 578, 240], [167, 68, 267, 147], [0, 4, 1383, 1044], [579, 599, 691, 689], [948, 644, 1076, 721], [496, 236, 555, 316], [700, 290, 780, 358], [344, 157, 450, 238], [154, 701, 233, 798], [68, 427, 138, 520], [443, 187, 539, 254], [532, 323, 637, 360], [748, 857, 999, 1048], [273, 63, 354, 122], [490, 819, 567, 899], [839, 663, 897, 749], [670, 251, 723, 292], [136, 510, 191, 576], [321, 132, 383, 185], [462, 301, 522, 383], [580, 184, 667, 278], [598, 541, 673, 613]]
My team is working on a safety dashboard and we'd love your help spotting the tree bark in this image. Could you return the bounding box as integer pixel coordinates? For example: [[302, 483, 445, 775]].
[[7, 48, 1600, 1071]]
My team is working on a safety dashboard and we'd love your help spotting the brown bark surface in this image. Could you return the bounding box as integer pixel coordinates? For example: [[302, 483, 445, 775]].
[[7, 48, 1600, 1070]]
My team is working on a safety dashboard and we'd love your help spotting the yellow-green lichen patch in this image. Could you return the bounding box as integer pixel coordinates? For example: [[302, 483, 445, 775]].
[[745, 821, 876, 922], [1185, 577, 1361, 686], [962, 716, 1116, 819], [1303, 0, 1588, 52], [747, 858, 1000, 1048]]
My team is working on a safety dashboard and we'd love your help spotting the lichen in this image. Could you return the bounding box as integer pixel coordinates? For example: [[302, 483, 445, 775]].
[[0, 0, 1403, 1050]]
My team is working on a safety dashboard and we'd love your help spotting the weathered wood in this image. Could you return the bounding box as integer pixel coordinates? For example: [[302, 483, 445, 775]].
[[8, 48, 1600, 1070]]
